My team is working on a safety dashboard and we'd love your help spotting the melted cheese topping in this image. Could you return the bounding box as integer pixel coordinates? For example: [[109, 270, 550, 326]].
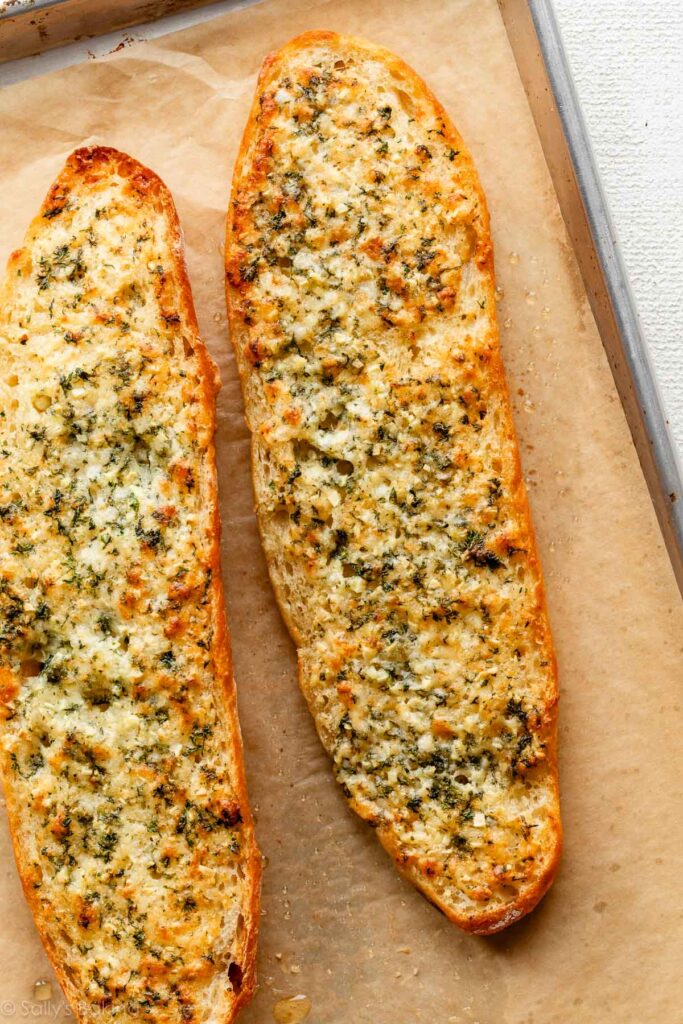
[[0, 155, 251, 1022], [228, 37, 559, 922]]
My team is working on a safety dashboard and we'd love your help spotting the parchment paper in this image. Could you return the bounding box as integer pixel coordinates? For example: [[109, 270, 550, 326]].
[[0, 2, 681, 1022]]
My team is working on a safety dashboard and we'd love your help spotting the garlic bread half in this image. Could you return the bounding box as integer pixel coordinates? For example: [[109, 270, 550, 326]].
[[0, 147, 260, 1022], [226, 33, 561, 935]]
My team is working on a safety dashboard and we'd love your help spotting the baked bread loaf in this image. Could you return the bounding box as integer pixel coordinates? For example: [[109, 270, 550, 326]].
[[226, 32, 561, 934], [0, 147, 260, 1022]]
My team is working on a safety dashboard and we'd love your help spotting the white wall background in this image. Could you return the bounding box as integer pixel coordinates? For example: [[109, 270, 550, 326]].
[[554, 0, 683, 453]]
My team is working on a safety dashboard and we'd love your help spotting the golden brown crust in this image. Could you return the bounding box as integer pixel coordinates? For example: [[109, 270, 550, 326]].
[[226, 32, 561, 935], [0, 146, 260, 1021]]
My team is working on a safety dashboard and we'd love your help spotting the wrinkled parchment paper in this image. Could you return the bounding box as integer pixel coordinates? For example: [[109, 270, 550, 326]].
[[0, 1, 681, 1021]]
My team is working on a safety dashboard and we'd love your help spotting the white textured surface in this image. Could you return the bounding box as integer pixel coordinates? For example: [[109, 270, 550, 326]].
[[554, 0, 683, 453]]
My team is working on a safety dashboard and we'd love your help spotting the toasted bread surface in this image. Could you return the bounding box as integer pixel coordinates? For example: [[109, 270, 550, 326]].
[[0, 147, 260, 1022], [226, 33, 561, 934]]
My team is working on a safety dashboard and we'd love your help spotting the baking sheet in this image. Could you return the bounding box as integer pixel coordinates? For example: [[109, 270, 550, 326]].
[[0, 1, 681, 1021], [506, 0, 683, 592]]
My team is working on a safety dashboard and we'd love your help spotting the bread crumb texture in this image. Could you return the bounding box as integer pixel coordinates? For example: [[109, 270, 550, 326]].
[[0, 148, 258, 1023], [227, 33, 560, 933]]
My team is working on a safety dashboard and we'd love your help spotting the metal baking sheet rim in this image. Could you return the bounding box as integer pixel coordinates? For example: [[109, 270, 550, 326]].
[[0, 0, 224, 62], [0, 0, 681, 594]]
